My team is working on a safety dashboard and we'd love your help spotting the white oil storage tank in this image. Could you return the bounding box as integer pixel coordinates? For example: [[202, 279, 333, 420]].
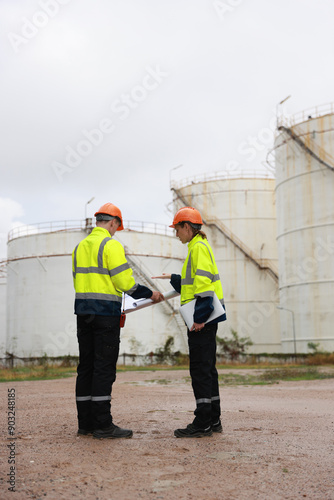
[[275, 104, 334, 353], [170, 172, 281, 353], [6, 221, 185, 359], [6, 221, 87, 358], [0, 263, 6, 358]]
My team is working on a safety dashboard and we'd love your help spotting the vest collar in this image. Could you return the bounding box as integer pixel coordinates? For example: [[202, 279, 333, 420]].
[[187, 233, 202, 251], [92, 226, 112, 237]]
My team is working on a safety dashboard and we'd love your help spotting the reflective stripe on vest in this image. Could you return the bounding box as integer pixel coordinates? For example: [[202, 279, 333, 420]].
[[181, 242, 219, 286], [74, 262, 130, 278], [75, 292, 122, 302], [195, 269, 220, 282], [181, 253, 193, 286], [72, 227, 137, 301], [73, 237, 113, 278], [180, 235, 224, 305]]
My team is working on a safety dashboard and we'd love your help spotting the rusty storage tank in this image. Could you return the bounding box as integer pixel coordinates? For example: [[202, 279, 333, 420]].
[[275, 104, 334, 353], [0, 266, 6, 358], [6, 220, 185, 360], [170, 172, 281, 354]]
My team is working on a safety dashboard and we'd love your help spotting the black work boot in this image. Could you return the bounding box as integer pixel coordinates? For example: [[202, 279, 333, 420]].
[[174, 423, 213, 438], [93, 423, 133, 439], [211, 419, 223, 433], [77, 428, 93, 436]]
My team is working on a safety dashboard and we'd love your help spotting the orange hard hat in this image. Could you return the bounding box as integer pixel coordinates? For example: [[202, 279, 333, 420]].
[[170, 207, 203, 228], [94, 203, 124, 231]]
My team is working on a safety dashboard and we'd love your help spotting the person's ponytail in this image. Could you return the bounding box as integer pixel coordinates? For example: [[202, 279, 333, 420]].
[[187, 222, 207, 240]]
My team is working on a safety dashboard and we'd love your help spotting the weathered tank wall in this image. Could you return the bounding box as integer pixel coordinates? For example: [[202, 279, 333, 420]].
[[6, 227, 186, 358], [0, 276, 6, 357], [7, 231, 82, 358], [172, 176, 281, 353], [179, 177, 278, 261], [275, 112, 334, 353]]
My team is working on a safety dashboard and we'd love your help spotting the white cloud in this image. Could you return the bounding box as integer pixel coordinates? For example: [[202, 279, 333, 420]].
[[0, 0, 334, 230], [0, 198, 25, 258]]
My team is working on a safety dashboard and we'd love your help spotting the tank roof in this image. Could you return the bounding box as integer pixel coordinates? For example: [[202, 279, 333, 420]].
[[170, 170, 275, 190], [8, 220, 174, 242], [278, 102, 334, 128]]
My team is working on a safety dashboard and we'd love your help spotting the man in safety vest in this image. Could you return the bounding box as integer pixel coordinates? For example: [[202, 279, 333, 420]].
[[153, 206, 226, 438], [72, 202, 164, 439]]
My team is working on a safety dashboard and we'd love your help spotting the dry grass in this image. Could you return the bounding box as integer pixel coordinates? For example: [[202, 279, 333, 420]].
[[0, 364, 76, 382], [306, 353, 334, 365], [1, 359, 334, 384]]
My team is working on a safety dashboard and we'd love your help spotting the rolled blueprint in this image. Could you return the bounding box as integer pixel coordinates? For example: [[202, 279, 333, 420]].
[[123, 289, 180, 314]]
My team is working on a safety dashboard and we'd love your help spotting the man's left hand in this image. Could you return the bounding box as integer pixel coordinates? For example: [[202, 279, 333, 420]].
[[190, 322, 205, 332]]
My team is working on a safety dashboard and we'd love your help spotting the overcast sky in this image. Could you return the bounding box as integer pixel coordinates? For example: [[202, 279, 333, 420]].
[[1, 0, 333, 258]]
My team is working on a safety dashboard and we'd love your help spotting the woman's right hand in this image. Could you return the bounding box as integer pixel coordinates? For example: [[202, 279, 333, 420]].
[[151, 273, 172, 279]]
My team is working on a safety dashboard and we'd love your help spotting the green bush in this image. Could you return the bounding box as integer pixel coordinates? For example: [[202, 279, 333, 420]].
[[153, 336, 175, 364], [217, 329, 253, 361]]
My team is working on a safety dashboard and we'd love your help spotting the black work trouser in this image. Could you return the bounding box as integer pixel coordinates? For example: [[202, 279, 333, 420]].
[[76, 315, 120, 430], [188, 323, 221, 429]]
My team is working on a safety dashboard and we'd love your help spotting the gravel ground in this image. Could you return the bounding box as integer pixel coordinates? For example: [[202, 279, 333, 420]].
[[1, 369, 334, 500]]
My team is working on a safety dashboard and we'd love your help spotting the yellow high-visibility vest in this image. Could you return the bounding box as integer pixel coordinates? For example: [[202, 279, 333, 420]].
[[180, 234, 224, 306], [72, 227, 137, 315]]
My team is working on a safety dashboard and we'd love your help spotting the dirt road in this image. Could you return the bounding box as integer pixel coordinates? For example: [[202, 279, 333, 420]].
[[1, 369, 334, 499]]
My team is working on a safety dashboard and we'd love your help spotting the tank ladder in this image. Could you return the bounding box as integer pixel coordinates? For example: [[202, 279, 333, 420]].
[[171, 187, 279, 282], [124, 251, 188, 350], [278, 125, 334, 173]]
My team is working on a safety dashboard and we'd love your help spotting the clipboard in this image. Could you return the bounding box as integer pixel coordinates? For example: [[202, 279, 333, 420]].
[[179, 294, 225, 330]]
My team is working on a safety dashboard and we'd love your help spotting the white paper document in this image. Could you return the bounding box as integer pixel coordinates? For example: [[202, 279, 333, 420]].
[[179, 294, 225, 330], [123, 289, 180, 314]]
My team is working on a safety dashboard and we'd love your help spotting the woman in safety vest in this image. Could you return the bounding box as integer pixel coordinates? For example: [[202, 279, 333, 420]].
[[153, 206, 226, 438]]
